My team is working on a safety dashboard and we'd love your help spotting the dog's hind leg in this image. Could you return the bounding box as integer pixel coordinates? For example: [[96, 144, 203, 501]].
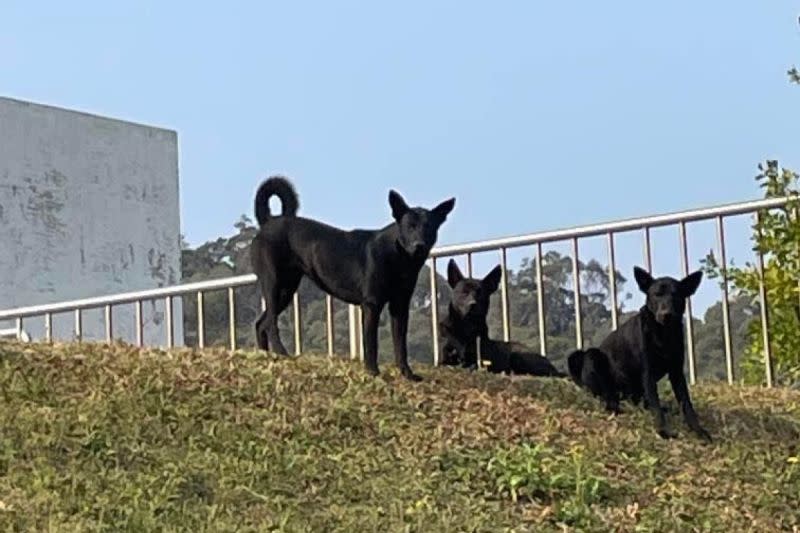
[[254, 310, 269, 351], [389, 296, 421, 382], [260, 269, 302, 356]]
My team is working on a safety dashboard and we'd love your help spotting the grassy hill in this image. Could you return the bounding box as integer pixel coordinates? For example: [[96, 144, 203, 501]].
[[1, 341, 799, 532]]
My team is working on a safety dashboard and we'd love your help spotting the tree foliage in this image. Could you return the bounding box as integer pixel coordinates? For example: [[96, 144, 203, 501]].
[[703, 161, 800, 385]]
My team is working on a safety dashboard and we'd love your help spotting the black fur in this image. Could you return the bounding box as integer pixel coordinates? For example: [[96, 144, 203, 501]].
[[439, 259, 565, 378], [254, 176, 299, 225], [250, 176, 455, 381], [568, 266, 711, 442], [567, 348, 620, 414]]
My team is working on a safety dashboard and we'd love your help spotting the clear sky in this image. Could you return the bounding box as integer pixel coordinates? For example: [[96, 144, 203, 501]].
[[2, 2, 798, 310]]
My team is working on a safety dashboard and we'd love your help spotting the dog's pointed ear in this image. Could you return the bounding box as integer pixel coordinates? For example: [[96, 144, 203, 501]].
[[432, 197, 455, 223], [633, 266, 654, 293], [679, 270, 703, 297], [482, 265, 502, 294], [447, 259, 464, 288], [389, 190, 409, 221]]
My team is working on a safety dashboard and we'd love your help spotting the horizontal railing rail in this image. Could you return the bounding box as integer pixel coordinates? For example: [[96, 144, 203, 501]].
[[429, 196, 788, 256], [0, 195, 790, 387], [0, 274, 257, 320]]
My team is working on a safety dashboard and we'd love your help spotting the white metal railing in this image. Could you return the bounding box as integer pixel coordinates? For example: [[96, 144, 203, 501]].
[[0, 196, 790, 387], [0, 327, 30, 342]]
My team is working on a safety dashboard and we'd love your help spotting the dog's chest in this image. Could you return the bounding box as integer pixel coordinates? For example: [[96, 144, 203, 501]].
[[644, 332, 681, 375]]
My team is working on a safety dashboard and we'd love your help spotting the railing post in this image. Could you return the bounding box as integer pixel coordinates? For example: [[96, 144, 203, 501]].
[[44, 312, 53, 343], [466, 252, 480, 365], [196, 292, 205, 349], [228, 288, 237, 351], [643, 226, 653, 273], [499, 248, 511, 342], [165, 297, 174, 348], [678, 221, 697, 385], [105, 304, 114, 344], [755, 211, 774, 387], [430, 258, 440, 366], [357, 306, 364, 360], [348, 304, 360, 360], [293, 293, 302, 355], [535, 242, 547, 355], [134, 300, 143, 347], [716, 216, 734, 384], [74, 309, 82, 342], [571, 237, 583, 350], [607, 232, 618, 332], [326, 295, 335, 357]]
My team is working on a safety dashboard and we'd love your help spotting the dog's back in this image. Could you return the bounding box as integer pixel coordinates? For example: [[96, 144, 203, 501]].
[[481, 340, 563, 377]]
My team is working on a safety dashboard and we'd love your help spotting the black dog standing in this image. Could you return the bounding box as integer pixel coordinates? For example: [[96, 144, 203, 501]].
[[250, 176, 455, 381], [568, 266, 712, 442]]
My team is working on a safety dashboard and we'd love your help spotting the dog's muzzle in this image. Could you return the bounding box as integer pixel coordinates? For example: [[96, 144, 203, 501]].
[[410, 243, 427, 259], [655, 312, 678, 325]]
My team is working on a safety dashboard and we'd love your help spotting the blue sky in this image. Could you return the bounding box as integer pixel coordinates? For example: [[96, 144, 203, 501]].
[[2, 2, 798, 310]]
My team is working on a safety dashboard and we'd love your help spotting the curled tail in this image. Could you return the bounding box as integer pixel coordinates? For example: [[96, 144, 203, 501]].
[[254, 176, 300, 225]]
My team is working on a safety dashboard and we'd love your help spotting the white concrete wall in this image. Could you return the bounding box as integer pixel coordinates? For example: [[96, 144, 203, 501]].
[[0, 97, 182, 345]]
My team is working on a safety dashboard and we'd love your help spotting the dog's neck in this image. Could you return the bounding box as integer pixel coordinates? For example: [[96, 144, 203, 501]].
[[371, 225, 426, 269], [443, 304, 486, 340]]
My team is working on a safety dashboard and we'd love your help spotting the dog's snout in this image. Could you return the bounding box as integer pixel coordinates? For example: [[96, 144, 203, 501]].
[[656, 310, 675, 323]]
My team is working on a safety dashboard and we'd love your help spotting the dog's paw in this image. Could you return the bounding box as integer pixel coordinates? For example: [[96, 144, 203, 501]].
[[365, 365, 380, 378], [657, 427, 678, 440], [694, 427, 712, 443], [256, 336, 269, 352], [403, 371, 423, 382]]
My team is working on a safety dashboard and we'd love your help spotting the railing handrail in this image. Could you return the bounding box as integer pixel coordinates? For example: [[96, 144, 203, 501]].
[[0, 274, 256, 320], [431, 196, 789, 256], [0, 195, 789, 321]]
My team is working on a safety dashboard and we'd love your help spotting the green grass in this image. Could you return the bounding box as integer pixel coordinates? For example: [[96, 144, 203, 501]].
[[1, 341, 799, 532]]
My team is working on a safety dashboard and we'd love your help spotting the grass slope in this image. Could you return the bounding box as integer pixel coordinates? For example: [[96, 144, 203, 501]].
[[0, 341, 799, 532]]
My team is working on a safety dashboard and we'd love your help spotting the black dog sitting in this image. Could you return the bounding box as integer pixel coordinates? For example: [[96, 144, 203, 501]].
[[568, 266, 711, 442], [439, 259, 565, 378], [250, 176, 455, 381]]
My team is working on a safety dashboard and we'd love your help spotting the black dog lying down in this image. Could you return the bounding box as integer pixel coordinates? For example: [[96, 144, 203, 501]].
[[568, 266, 711, 442], [250, 176, 455, 381], [439, 259, 565, 378]]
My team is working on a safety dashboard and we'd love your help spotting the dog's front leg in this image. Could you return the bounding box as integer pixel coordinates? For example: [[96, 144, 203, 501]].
[[460, 338, 478, 370], [254, 310, 269, 351], [439, 324, 470, 367], [389, 297, 422, 382], [642, 364, 675, 439], [669, 367, 711, 442], [362, 303, 384, 377]]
